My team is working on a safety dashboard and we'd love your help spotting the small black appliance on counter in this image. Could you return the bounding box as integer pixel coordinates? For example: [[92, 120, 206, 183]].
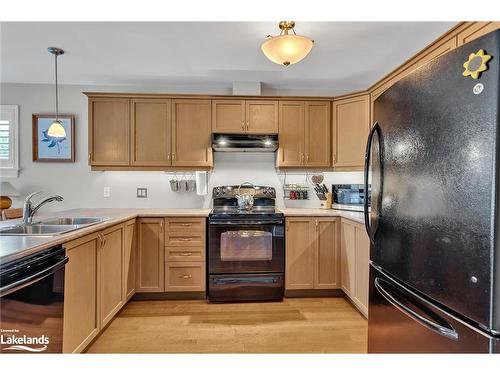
[[332, 184, 370, 212]]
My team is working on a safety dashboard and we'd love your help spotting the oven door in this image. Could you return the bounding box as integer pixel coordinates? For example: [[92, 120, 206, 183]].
[[208, 219, 284, 274]]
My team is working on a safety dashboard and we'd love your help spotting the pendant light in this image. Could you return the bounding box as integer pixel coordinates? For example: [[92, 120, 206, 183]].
[[47, 47, 66, 138], [261, 21, 314, 66]]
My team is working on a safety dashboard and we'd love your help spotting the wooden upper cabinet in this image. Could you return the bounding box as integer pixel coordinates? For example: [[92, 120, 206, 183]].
[[212, 99, 278, 134], [304, 101, 331, 167], [172, 99, 212, 167], [212, 100, 245, 133], [457, 22, 500, 46], [89, 98, 130, 166], [332, 94, 370, 168], [246, 100, 278, 134], [285, 217, 314, 289], [130, 99, 171, 166], [277, 101, 305, 167], [136, 218, 165, 293], [314, 218, 340, 289]]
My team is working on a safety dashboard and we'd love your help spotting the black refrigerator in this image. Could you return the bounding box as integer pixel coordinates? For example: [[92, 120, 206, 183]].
[[366, 29, 500, 353]]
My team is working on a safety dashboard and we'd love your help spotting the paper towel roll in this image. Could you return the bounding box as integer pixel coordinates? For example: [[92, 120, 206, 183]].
[[195, 171, 208, 196]]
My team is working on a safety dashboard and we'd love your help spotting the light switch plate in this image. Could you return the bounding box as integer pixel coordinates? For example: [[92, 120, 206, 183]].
[[103, 187, 111, 198], [137, 188, 147, 198]]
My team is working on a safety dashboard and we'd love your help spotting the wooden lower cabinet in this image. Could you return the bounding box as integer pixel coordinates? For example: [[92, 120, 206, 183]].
[[165, 261, 206, 292], [123, 219, 136, 300], [285, 217, 339, 290], [164, 217, 207, 292], [136, 218, 165, 292], [341, 219, 370, 317], [285, 217, 315, 289], [99, 224, 125, 327], [63, 233, 99, 353], [315, 218, 340, 289]]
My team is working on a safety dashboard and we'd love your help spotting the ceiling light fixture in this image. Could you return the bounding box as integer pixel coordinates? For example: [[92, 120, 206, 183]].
[[47, 47, 66, 138], [261, 21, 314, 66]]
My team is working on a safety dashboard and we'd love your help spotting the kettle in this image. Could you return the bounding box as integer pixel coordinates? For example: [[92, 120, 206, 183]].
[[235, 182, 255, 210]]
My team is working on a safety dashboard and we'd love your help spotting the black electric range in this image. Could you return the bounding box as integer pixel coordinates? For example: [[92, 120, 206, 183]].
[[207, 185, 285, 302]]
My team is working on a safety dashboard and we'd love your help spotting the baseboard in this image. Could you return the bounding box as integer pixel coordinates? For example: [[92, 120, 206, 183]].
[[132, 292, 207, 301], [284, 289, 345, 298]]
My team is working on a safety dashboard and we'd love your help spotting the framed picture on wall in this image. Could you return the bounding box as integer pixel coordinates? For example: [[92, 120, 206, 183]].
[[32, 114, 75, 162]]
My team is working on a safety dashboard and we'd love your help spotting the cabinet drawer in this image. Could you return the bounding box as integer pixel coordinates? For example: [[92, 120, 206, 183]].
[[166, 246, 205, 262], [165, 232, 205, 247], [165, 262, 206, 291], [165, 217, 206, 233]]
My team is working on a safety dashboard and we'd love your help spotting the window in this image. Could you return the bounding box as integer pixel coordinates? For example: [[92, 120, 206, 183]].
[[0, 105, 19, 178]]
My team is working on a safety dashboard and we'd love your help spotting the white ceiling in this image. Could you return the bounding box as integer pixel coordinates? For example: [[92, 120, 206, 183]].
[[0, 22, 456, 95]]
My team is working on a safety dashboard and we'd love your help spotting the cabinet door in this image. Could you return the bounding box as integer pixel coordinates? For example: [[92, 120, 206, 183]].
[[457, 22, 500, 46], [314, 218, 340, 289], [136, 218, 165, 292], [305, 101, 331, 167], [246, 100, 278, 134], [278, 101, 305, 167], [172, 99, 212, 167], [63, 234, 99, 353], [354, 225, 370, 315], [340, 220, 356, 296], [285, 217, 314, 289], [89, 98, 130, 166], [99, 225, 124, 327], [130, 99, 171, 166], [123, 219, 136, 301], [212, 100, 245, 133], [332, 94, 369, 168]]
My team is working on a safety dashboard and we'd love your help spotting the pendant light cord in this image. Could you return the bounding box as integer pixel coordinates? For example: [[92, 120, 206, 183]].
[[54, 53, 59, 122]]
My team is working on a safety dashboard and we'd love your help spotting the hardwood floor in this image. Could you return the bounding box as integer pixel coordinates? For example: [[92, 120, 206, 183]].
[[86, 297, 368, 353]]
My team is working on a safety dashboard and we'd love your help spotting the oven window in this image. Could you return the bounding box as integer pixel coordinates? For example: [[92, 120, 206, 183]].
[[220, 230, 273, 261]]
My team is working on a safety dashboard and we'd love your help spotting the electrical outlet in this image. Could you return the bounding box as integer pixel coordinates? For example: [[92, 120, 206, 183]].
[[137, 188, 147, 198], [103, 187, 111, 198]]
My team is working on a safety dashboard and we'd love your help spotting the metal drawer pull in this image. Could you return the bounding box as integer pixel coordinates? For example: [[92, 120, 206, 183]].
[[179, 223, 191, 227], [178, 238, 193, 241], [180, 252, 193, 256], [180, 274, 193, 279]]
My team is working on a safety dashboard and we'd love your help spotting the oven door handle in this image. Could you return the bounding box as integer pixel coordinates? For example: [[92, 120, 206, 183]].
[[0, 257, 68, 297], [209, 220, 283, 225], [213, 276, 279, 285]]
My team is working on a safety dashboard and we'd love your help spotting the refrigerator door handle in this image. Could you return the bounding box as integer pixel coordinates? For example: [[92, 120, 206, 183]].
[[374, 277, 459, 341], [364, 122, 381, 243]]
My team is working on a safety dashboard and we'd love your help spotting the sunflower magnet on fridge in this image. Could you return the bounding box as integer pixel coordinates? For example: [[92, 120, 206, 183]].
[[463, 49, 492, 79]]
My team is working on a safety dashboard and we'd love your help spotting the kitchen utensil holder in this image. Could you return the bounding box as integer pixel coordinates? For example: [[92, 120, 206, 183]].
[[320, 192, 332, 210]]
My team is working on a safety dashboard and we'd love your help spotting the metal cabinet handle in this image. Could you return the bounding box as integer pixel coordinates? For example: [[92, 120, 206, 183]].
[[241, 120, 245, 131], [180, 274, 193, 279], [179, 238, 192, 241], [179, 223, 191, 227], [246, 120, 249, 131], [180, 252, 193, 256]]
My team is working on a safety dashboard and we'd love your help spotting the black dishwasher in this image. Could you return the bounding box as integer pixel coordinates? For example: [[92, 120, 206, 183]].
[[0, 245, 68, 353]]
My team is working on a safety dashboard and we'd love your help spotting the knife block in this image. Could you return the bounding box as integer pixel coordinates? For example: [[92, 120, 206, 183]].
[[320, 193, 332, 209]]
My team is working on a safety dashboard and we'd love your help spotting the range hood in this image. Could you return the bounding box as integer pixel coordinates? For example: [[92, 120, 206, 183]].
[[212, 133, 278, 152]]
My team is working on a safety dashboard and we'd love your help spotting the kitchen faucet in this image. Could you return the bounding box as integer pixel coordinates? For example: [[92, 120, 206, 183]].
[[23, 192, 64, 224]]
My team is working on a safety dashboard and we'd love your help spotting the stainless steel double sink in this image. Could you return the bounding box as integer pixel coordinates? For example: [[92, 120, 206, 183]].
[[0, 217, 110, 236]]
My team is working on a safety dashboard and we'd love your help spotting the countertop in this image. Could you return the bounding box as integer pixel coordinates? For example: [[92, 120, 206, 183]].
[[0, 207, 364, 264], [277, 208, 365, 225], [0, 208, 211, 264]]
